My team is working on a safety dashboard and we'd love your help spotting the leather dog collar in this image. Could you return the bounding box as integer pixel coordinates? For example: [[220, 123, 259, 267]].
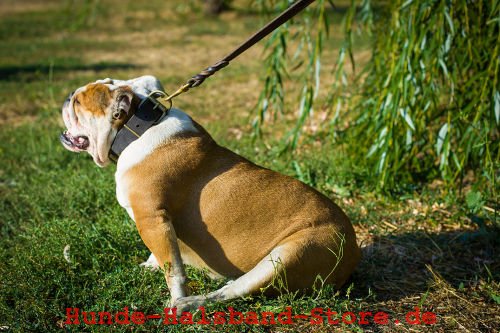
[[109, 93, 170, 163]]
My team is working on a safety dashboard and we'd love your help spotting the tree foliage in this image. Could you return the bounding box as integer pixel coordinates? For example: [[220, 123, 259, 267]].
[[253, 0, 499, 196]]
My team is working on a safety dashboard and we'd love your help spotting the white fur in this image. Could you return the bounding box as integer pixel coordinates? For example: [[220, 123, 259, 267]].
[[172, 246, 287, 312], [115, 108, 198, 220], [96, 76, 164, 99], [140, 253, 160, 270]]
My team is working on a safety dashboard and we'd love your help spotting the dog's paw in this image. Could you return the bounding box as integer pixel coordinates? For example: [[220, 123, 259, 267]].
[[171, 295, 207, 314], [139, 253, 160, 270]]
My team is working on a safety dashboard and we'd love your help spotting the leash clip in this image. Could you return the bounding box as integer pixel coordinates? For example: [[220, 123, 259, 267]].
[[149, 82, 192, 110]]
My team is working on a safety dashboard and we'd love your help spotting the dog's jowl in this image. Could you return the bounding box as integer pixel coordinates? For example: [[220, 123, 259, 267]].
[[60, 75, 361, 312]]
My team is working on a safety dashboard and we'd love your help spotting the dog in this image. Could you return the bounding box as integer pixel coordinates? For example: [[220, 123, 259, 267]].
[[60, 75, 360, 312]]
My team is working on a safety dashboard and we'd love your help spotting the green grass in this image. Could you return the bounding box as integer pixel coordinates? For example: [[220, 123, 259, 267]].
[[0, 1, 499, 332], [0, 122, 360, 331]]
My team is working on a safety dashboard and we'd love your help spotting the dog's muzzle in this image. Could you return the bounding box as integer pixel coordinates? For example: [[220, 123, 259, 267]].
[[60, 131, 89, 151]]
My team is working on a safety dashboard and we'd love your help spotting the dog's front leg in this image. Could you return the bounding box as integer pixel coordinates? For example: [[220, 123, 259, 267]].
[[134, 210, 187, 303]]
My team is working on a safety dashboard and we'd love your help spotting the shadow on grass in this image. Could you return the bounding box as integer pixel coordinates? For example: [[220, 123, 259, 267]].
[[0, 62, 142, 81], [352, 229, 499, 301]]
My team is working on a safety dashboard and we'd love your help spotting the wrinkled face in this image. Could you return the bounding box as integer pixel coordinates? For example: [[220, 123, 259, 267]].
[[60, 76, 163, 167], [60, 83, 133, 167]]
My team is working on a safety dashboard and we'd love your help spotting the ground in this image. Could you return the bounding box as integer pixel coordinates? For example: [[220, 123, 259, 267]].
[[0, 0, 499, 332]]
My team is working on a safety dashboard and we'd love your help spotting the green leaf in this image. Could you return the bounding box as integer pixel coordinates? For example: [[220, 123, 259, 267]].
[[406, 129, 412, 147], [444, 8, 455, 34], [399, 108, 415, 131], [490, 292, 500, 305], [494, 91, 499, 125], [438, 59, 449, 78], [400, 0, 414, 10], [466, 191, 483, 213], [436, 123, 448, 156]]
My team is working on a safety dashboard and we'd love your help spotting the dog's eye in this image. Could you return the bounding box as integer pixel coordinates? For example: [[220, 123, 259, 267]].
[[74, 98, 81, 106]]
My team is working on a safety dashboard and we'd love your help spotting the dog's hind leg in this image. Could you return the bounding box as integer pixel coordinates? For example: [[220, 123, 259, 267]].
[[172, 244, 285, 313], [172, 226, 358, 313]]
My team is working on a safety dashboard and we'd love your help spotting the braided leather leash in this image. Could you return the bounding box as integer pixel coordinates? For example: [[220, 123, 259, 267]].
[[109, 0, 315, 162], [155, 0, 316, 107]]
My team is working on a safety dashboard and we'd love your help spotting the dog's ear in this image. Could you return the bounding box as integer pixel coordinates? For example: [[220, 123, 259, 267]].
[[112, 87, 133, 120]]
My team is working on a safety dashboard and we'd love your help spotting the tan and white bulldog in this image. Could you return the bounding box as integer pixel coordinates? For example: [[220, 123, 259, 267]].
[[60, 75, 360, 311]]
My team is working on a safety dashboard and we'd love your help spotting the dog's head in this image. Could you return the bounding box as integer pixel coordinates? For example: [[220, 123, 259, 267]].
[[60, 75, 163, 167]]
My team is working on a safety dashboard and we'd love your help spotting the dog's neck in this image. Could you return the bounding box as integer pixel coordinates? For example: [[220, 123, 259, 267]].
[[109, 94, 169, 163]]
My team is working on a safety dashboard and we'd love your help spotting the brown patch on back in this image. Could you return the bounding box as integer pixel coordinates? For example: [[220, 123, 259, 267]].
[[75, 83, 112, 117]]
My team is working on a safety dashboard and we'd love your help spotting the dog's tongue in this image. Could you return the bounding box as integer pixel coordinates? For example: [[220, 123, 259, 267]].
[[75, 136, 86, 145]]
